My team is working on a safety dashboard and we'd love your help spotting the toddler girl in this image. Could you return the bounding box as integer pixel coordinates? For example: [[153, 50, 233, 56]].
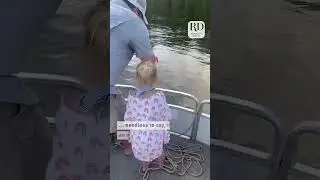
[[45, 1, 109, 180], [124, 61, 172, 171]]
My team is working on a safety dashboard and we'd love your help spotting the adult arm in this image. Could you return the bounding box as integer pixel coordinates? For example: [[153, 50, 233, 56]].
[[127, 20, 157, 62]]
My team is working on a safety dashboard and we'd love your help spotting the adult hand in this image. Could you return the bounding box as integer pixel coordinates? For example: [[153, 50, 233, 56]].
[[141, 55, 158, 63]]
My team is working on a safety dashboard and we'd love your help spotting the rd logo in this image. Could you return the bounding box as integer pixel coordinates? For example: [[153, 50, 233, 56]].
[[188, 21, 205, 39]]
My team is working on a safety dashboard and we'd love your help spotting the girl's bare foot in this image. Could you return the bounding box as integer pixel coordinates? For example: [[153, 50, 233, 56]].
[[142, 162, 150, 171], [156, 153, 165, 168], [121, 140, 132, 155], [124, 147, 132, 155]]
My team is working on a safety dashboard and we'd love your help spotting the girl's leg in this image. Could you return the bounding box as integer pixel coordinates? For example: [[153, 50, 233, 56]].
[[141, 161, 150, 171], [121, 140, 132, 155], [156, 153, 165, 168], [109, 95, 118, 140], [110, 133, 117, 144]]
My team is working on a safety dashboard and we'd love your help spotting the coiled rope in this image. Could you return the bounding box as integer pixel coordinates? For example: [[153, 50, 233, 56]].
[[138, 142, 205, 180], [113, 141, 205, 180]]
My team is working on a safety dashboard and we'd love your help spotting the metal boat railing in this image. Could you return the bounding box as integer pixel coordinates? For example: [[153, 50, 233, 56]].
[[191, 100, 210, 140], [114, 84, 206, 140], [211, 93, 320, 180], [15, 72, 209, 141], [114, 84, 200, 111], [272, 121, 320, 180], [15, 73, 320, 179], [16, 72, 84, 89], [211, 93, 285, 179]]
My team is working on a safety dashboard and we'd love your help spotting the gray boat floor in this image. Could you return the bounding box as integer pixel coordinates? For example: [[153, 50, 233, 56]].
[[110, 135, 210, 180], [20, 81, 319, 180]]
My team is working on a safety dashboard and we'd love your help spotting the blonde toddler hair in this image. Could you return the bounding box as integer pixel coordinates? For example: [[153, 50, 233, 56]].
[[82, 0, 108, 88], [136, 61, 157, 86]]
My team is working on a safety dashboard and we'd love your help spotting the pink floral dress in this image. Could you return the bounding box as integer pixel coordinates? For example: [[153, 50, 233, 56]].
[[45, 93, 109, 180], [124, 91, 171, 162]]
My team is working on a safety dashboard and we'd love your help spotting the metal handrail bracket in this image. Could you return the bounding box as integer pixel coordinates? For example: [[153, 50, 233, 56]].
[[115, 84, 200, 110], [191, 100, 210, 140], [275, 121, 320, 180], [115, 84, 203, 139]]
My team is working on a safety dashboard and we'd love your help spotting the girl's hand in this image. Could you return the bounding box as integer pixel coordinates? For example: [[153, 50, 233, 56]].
[[154, 56, 159, 63]]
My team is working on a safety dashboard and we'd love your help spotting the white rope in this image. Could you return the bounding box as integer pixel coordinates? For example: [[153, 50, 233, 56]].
[[142, 142, 205, 180], [112, 141, 205, 180]]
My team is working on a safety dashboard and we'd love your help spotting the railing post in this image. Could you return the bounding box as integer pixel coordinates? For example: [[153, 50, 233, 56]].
[[211, 93, 285, 180], [272, 121, 320, 180], [191, 100, 210, 141]]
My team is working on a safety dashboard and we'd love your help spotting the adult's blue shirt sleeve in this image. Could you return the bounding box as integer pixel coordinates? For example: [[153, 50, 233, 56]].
[[127, 20, 154, 59]]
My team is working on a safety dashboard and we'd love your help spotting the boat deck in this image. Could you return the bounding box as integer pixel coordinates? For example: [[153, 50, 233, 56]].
[[211, 145, 269, 180], [19, 73, 320, 180], [110, 135, 210, 180], [211, 144, 320, 180]]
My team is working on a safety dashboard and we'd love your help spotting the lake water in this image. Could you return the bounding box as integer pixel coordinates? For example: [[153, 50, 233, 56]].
[[21, 0, 320, 169], [22, 0, 210, 113], [120, 0, 210, 112], [212, 0, 320, 167]]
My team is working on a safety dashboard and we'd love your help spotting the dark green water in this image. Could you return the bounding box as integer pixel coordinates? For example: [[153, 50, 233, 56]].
[[120, 0, 210, 103], [119, 0, 210, 112], [19, 0, 320, 170], [212, 0, 320, 167], [23, 0, 210, 112]]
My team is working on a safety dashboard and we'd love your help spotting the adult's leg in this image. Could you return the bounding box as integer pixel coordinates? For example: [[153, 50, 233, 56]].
[[110, 95, 118, 143], [122, 140, 132, 155], [155, 152, 165, 168], [110, 94, 126, 133], [113, 94, 133, 154], [141, 161, 150, 171]]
